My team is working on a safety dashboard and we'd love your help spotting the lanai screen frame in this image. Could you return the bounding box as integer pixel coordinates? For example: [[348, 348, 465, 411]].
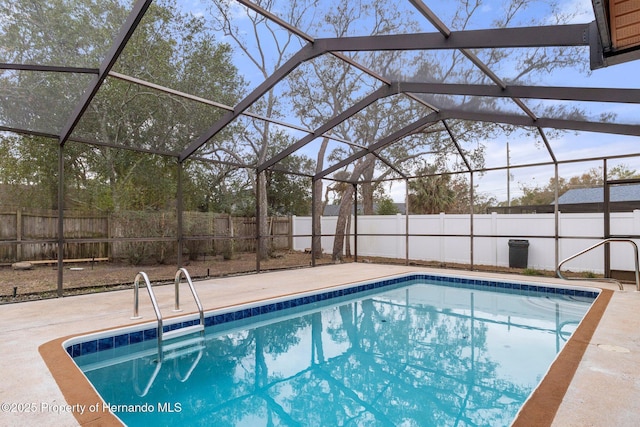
[[2, 0, 640, 296]]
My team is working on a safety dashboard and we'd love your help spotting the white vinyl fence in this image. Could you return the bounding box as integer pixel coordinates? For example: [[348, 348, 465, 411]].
[[292, 211, 640, 274]]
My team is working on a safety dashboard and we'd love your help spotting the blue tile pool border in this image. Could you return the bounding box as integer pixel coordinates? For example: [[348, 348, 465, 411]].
[[66, 273, 600, 358]]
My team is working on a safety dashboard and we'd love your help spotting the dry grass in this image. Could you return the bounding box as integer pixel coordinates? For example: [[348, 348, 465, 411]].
[[1, 251, 600, 303], [0, 251, 332, 302]]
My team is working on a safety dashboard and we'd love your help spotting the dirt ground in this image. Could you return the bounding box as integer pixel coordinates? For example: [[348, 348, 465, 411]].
[[0, 251, 334, 302], [1, 250, 590, 303]]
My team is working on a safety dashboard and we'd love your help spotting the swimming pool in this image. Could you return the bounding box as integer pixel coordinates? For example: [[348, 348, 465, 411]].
[[64, 273, 598, 426]]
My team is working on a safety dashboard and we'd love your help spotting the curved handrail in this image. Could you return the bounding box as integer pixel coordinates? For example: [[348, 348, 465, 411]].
[[133, 357, 162, 397], [131, 269, 205, 370], [174, 268, 205, 329], [174, 348, 204, 383], [556, 238, 640, 291], [132, 271, 163, 357]]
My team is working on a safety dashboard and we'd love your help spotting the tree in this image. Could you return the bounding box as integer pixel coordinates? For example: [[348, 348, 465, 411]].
[[408, 166, 456, 214], [282, 0, 587, 260], [0, 135, 62, 209], [510, 165, 640, 206], [0, 0, 595, 258], [266, 169, 312, 215], [0, 0, 245, 213], [207, 0, 322, 259], [287, 1, 431, 260], [376, 197, 400, 215], [452, 177, 498, 214], [407, 168, 497, 214]]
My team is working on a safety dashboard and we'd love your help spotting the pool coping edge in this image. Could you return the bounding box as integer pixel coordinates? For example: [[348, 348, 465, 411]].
[[511, 288, 613, 426]]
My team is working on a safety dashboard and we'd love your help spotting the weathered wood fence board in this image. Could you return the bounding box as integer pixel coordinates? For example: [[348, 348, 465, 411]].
[[0, 210, 291, 263]]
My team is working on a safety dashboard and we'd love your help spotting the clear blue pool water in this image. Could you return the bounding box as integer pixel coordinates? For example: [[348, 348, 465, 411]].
[[70, 275, 596, 426]]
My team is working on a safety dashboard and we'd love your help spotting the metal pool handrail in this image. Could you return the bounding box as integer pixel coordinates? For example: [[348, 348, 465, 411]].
[[131, 272, 163, 356], [556, 238, 640, 291], [132, 269, 206, 363], [173, 267, 205, 329]]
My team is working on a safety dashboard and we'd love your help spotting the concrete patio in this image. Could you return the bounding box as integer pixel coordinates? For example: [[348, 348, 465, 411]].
[[0, 263, 638, 426]]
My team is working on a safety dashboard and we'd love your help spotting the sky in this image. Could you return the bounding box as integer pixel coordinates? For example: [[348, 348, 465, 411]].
[[177, 0, 640, 205], [5, 0, 639, 211], [382, 0, 640, 203]]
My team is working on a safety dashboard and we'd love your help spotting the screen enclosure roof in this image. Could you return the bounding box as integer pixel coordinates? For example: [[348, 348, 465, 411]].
[[2, 0, 640, 186]]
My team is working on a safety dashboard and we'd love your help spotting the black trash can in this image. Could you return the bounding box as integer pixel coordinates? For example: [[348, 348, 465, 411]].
[[508, 239, 529, 268]]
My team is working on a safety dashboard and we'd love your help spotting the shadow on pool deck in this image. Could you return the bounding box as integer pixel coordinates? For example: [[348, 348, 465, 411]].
[[1, 263, 639, 426]]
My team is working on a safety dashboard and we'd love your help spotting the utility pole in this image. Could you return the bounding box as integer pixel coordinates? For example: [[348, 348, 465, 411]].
[[507, 142, 511, 210]]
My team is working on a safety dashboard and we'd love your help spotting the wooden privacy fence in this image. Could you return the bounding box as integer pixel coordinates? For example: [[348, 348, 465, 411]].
[[0, 209, 109, 262], [0, 209, 292, 263]]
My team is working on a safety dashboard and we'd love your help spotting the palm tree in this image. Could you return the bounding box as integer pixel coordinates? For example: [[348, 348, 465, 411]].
[[408, 166, 456, 214]]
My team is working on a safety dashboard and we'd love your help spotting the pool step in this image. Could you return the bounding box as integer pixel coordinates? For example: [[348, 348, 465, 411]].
[[162, 324, 204, 341], [162, 336, 204, 352], [163, 336, 205, 359], [163, 343, 206, 361]]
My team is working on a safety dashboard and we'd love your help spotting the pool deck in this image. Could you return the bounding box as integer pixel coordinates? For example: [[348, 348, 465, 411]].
[[1, 263, 639, 426]]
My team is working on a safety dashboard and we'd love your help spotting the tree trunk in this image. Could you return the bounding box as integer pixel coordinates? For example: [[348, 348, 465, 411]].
[[313, 138, 329, 259], [332, 156, 376, 260], [257, 171, 270, 260], [312, 178, 323, 259], [361, 163, 375, 214], [345, 209, 351, 257], [332, 185, 354, 261]]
